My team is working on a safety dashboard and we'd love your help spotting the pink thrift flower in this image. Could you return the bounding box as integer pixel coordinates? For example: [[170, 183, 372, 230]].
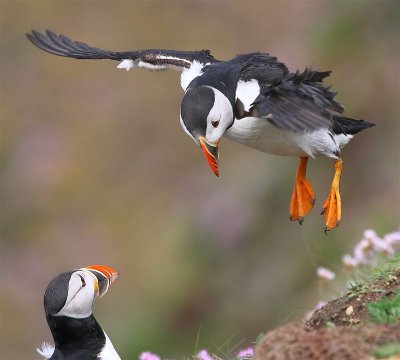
[[363, 229, 392, 254], [342, 254, 359, 268], [363, 229, 380, 242], [353, 238, 373, 264], [139, 351, 161, 360], [317, 267, 335, 280], [315, 300, 327, 310], [384, 231, 400, 246], [197, 349, 213, 360], [237, 347, 254, 358]]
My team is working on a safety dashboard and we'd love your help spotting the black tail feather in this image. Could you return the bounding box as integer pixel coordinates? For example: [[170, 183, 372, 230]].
[[332, 116, 375, 135]]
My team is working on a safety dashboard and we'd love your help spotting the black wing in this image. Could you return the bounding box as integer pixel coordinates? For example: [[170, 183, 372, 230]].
[[26, 29, 218, 70], [249, 68, 344, 132], [238, 53, 289, 85]]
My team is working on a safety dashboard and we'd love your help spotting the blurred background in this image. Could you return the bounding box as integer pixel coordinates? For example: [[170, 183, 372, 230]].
[[1, 1, 399, 359]]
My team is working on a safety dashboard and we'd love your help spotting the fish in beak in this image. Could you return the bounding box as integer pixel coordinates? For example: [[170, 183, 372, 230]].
[[81, 264, 119, 298], [199, 137, 219, 177]]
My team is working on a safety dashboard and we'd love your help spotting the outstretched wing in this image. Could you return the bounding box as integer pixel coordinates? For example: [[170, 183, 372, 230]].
[[26, 30, 218, 71], [248, 68, 344, 132]]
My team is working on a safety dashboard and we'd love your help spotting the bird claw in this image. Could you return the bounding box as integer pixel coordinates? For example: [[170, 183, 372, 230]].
[[324, 221, 340, 235], [321, 188, 341, 233]]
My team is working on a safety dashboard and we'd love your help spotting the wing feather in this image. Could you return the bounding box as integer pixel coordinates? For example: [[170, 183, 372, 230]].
[[238, 53, 289, 85], [26, 30, 218, 71], [250, 68, 343, 132]]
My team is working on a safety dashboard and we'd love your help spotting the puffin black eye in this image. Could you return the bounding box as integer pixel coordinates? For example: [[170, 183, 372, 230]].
[[78, 275, 86, 287], [211, 120, 219, 128]]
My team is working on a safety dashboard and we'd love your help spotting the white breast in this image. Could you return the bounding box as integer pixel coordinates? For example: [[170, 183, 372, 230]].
[[98, 331, 121, 360], [225, 117, 350, 159], [225, 117, 307, 156]]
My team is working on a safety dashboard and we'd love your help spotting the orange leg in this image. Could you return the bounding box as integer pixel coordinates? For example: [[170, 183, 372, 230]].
[[321, 159, 343, 234], [290, 157, 316, 225]]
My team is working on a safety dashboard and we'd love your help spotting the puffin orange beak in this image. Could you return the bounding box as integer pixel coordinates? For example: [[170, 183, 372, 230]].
[[199, 137, 219, 177], [82, 264, 119, 298]]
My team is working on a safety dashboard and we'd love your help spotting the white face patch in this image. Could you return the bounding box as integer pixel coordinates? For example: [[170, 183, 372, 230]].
[[235, 79, 260, 112], [180, 61, 205, 90], [56, 270, 98, 319], [205, 87, 233, 143]]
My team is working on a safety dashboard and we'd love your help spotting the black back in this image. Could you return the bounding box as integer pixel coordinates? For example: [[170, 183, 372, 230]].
[[190, 53, 289, 106], [236, 52, 289, 84]]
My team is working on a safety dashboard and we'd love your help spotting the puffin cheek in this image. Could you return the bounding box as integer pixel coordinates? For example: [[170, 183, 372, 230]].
[[206, 128, 222, 145]]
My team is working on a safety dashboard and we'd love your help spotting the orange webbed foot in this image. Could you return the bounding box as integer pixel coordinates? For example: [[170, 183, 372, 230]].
[[290, 157, 316, 225], [321, 159, 343, 234]]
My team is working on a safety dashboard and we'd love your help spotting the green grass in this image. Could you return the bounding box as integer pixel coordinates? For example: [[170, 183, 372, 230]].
[[346, 280, 372, 298], [367, 291, 400, 324], [325, 321, 336, 329], [369, 253, 400, 283], [373, 343, 400, 359], [346, 254, 399, 299]]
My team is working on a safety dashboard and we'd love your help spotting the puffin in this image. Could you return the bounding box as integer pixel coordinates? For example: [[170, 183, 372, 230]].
[[26, 30, 375, 232], [37, 264, 121, 359]]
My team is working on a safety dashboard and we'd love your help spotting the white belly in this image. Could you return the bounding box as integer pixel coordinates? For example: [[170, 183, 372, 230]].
[[225, 117, 352, 159]]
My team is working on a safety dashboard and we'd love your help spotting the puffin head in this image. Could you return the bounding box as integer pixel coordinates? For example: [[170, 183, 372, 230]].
[[44, 264, 119, 319], [180, 86, 234, 177]]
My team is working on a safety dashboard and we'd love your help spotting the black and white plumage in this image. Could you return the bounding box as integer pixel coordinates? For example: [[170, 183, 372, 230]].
[[38, 265, 120, 360], [27, 30, 375, 231]]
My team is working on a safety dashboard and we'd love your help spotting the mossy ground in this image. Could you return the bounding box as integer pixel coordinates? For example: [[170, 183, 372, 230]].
[[306, 268, 400, 329], [254, 266, 400, 360]]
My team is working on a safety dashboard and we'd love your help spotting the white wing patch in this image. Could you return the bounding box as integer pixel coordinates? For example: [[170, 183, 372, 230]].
[[117, 59, 166, 71], [181, 61, 205, 90], [117, 59, 135, 71], [98, 331, 121, 360], [137, 61, 166, 71], [118, 55, 193, 73], [235, 79, 260, 112], [117, 58, 208, 87], [37, 342, 55, 359]]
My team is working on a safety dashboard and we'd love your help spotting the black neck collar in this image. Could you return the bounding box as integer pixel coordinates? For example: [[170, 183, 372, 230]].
[[47, 314, 106, 359]]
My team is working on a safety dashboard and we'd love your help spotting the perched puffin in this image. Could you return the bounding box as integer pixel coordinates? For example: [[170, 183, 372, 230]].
[[26, 30, 375, 232], [37, 264, 120, 360]]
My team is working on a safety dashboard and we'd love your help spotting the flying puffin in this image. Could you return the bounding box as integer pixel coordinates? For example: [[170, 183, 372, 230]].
[[26, 30, 375, 232], [37, 264, 121, 360]]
